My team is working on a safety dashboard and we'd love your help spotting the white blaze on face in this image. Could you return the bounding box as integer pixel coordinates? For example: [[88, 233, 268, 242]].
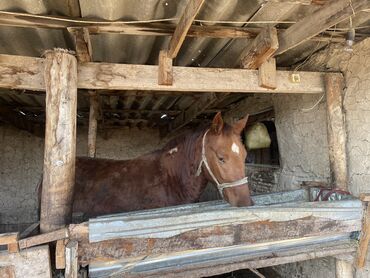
[[168, 147, 178, 155], [231, 142, 240, 154]]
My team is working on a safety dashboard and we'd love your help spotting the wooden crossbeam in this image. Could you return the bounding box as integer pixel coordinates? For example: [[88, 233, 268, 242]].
[[356, 199, 370, 268], [240, 26, 279, 69], [168, 0, 206, 59], [276, 0, 370, 55], [18, 228, 69, 249], [0, 54, 326, 94]]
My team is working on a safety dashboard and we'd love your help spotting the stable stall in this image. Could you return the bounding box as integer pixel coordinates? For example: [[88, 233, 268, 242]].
[[1, 0, 370, 277]]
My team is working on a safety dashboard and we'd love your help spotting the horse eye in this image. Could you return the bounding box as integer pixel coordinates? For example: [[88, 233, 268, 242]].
[[218, 156, 225, 164]]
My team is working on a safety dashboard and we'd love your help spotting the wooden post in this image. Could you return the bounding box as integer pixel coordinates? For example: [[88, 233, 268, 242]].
[[88, 91, 99, 157], [40, 49, 78, 233], [65, 241, 79, 278], [325, 73, 353, 278], [258, 58, 277, 89]]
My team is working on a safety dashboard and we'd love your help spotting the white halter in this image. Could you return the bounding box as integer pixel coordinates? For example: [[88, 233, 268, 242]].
[[196, 129, 249, 197]]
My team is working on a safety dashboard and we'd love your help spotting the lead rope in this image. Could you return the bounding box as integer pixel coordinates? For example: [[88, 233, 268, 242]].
[[196, 129, 249, 197]]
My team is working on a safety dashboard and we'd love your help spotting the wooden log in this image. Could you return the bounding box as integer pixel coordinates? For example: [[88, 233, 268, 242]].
[[88, 91, 99, 158], [240, 26, 279, 70], [325, 73, 353, 277], [0, 54, 326, 94], [158, 50, 173, 85], [18, 228, 69, 249], [167, 0, 205, 59], [276, 0, 369, 55], [325, 73, 347, 189], [0, 245, 51, 278], [56, 239, 67, 269], [65, 241, 79, 278], [40, 49, 78, 233], [258, 58, 277, 89], [356, 201, 370, 268]]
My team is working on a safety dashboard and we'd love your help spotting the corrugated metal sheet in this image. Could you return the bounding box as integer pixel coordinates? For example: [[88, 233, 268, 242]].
[[0, 0, 369, 129]]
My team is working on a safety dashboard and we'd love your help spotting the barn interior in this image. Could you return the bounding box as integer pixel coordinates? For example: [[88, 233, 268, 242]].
[[1, 0, 370, 277]]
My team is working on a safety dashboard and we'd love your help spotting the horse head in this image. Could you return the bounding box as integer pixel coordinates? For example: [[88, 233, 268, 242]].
[[199, 112, 252, 207]]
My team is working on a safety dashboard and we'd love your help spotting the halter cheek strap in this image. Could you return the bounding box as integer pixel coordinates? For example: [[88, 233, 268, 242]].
[[196, 129, 249, 197]]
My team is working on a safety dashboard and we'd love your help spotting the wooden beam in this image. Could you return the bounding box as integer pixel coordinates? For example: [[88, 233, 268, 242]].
[[0, 54, 326, 94], [325, 73, 353, 277], [356, 201, 370, 268], [56, 239, 67, 269], [71, 27, 100, 158], [325, 73, 347, 190], [40, 50, 78, 233], [88, 91, 99, 157], [70, 28, 92, 63], [18, 228, 69, 249], [259, 58, 277, 89], [240, 26, 279, 69], [158, 50, 173, 85], [276, 0, 370, 55], [65, 241, 79, 278], [167, 0, 206, 59], [0, 233, 18, 245]]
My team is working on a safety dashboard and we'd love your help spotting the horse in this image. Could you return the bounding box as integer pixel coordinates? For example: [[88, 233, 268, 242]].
[[72, 112, 252, 218]]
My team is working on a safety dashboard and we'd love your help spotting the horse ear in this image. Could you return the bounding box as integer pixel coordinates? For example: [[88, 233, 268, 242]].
[[211, 112, 224, 135], [233, 114, 249, 134]]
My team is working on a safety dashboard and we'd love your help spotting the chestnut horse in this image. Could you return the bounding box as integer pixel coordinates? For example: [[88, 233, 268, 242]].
[[73, 112, 252, 218]]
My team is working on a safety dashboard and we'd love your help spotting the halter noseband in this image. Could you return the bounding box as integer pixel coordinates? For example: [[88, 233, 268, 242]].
[[196, 129, 249, 197]]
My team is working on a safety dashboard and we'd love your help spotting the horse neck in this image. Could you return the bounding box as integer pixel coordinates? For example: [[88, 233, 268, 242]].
[[160, 129, 209, 202]]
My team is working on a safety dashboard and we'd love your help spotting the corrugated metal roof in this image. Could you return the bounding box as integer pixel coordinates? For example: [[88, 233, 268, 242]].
[[0, 0, 369, 130]]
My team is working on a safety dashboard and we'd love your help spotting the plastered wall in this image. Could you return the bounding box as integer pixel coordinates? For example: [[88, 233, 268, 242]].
[[0, 125, 164, 230], [272, 38, 370, 277]]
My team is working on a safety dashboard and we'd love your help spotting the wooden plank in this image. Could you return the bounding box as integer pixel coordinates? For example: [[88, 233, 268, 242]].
[[19, 222, 40, 238], [259, 58, 277, 89], [356, 202, 370, 268], [56, 239, 67, 269], [325, 73, 347, 189], [158, 50, 173, 85], [7, 243, 19, 253], [240, 26, 279, 69], [0, 54, 326, 94], [40, 50, 78, 233], [18, 228, 69, 249], [360, 194, 370, 202], [0, 245, 51, 278], [71, 28, 92, 63], [276, 0, 370, 55], [65, 241, 79, 278], [0, 233, 18, 245], [167, 0, 206, 58]]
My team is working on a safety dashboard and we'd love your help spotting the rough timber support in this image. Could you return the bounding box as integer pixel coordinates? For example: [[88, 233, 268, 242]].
[[40, 49, 78, 233], [325, 73, 353, 278], [71, 28, 99, 158]]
